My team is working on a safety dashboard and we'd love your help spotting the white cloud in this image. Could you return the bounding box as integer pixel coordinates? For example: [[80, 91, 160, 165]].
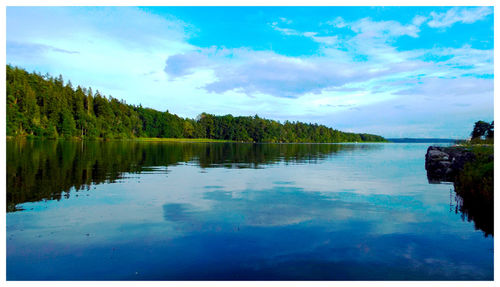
[[7, 7, 197, 111], [395, 77, 493, 97], [327, 16, 347, 28], [7, 7, 192, 51], [432, 46, 493, 76], [164, 47, 432, 99], [428, 7, 493, 28], [279, 17, 293, 24], [7, 7, 494, 138], [412, 15, 428, 26], [270, 20, 338, 46], [271, 25, 301, 36], [165, 14, 492, 108], [347, 18, 422, 39], [325, 77, 493, 138], [310, 35, 338, 45]]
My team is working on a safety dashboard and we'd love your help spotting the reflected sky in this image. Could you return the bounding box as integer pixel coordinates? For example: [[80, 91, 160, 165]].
[[7, 141, 493, 280]]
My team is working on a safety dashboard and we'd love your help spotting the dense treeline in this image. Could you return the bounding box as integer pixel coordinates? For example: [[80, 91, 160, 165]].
[[6, 65, 386, 142]]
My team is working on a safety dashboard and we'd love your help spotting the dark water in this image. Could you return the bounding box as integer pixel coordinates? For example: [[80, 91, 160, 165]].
[[6, 139, 493, 280]]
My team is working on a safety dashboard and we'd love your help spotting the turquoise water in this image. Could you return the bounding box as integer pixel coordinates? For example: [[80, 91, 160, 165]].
[[6, 140, 493, 280]]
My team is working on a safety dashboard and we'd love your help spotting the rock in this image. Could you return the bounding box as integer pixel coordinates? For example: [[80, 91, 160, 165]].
[[427, 149, 449, 161], [425, 146, 474, 183]]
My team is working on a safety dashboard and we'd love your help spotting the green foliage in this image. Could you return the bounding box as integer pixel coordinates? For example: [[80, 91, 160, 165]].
[[454, 121, 494, 236], [471, 120, 494, 140], [6, 65, 387, 143], [61, 111, 76, 138], [457, 146, 494, 197], [454, 145, 493, 236]]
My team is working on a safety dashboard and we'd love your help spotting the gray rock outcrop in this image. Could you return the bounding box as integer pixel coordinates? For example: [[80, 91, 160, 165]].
[[425, 146, 475, 183]]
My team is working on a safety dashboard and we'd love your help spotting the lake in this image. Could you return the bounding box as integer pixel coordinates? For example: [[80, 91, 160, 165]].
[[6, 139, 493, 280]]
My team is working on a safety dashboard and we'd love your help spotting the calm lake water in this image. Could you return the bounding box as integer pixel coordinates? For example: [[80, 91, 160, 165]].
[[6, 140, 493, 280]]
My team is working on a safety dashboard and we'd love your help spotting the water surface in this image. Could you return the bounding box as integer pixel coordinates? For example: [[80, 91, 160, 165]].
[[7, 140, 493, 280]]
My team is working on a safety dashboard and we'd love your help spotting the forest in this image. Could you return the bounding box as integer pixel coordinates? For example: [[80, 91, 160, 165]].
[[6, 65, 386, 143]]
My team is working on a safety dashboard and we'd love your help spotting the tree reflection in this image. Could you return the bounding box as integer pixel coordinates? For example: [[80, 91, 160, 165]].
[[428, 172, 493, 237], [7, 139, 379, 212], [453, 185, 493, 237]]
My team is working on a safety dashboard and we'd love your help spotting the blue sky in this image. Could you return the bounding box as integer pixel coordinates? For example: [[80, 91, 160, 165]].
[[6, 6, 494, 138]]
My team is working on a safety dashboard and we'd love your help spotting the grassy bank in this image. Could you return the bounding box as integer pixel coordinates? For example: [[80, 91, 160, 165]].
[[6, 135, 388, 143], [6, 135, 236, 143], [455, 144, 493, 199], [453, 144, 493, 236], [130, 137, 237, 143]]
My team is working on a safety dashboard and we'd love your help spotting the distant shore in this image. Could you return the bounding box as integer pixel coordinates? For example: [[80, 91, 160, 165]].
[[387, 138, 461, 143]]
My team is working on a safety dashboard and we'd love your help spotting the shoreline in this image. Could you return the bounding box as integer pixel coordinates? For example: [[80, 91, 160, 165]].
[[6, 136, 236, 143], [6, 135, 388, 144], [425, 144, 493, 236]]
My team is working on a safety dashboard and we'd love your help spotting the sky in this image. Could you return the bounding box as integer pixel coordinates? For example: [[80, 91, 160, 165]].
[[6, 6, 494, 138]]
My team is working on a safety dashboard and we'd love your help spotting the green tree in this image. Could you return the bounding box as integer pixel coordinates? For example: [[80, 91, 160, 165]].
[[61, 111, 76, 138], [487, 121, 494, 139], [6, 65, 387, 143], [471, 121, 492, 139], [183, 121, 195, 138]]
